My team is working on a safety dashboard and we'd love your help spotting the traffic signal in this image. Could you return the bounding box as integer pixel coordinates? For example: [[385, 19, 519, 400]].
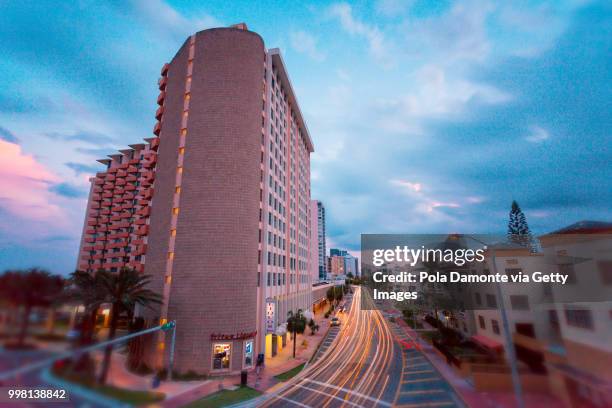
[[161, 321, 176, 331]]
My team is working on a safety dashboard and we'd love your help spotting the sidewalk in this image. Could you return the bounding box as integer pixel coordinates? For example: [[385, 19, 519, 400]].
[[161, 308, 334, 407], [396, 318, 564, 408]]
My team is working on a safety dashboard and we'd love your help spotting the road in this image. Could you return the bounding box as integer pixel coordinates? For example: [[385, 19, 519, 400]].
[[255, 286, 464, 408], [0, 349, 106, 408]]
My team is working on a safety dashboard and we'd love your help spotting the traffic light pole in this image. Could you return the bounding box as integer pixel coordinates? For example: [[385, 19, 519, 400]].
[[168, 322, 177, 380]]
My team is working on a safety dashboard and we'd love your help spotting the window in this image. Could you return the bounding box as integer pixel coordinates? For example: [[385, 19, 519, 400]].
[[178, 147, 185, 155], [486, 294, 497, 308], [598, 261, 612, 285], [505, 268, 522, 279], [565, 307, 594, 330], [478, 315, 486, 329], [212, 343, 231, 370], [244, 340, 254, 368], [172, 208, 179, 215], [474, 292, 482, 306], [559, 263, 577, 284], [510, 295, 530, 310], [492, 319, 500, 335], [168, 252, 174, 260], [516, 323, 535, 338], [170, 229, 176, 237], [177, 166, 183, 174]]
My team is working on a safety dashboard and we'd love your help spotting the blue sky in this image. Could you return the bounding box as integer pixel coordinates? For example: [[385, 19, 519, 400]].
[[0, 0, 610, 274]]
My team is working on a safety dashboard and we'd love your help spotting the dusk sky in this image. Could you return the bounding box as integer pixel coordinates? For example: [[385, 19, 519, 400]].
[[1, 0, 610, 274]]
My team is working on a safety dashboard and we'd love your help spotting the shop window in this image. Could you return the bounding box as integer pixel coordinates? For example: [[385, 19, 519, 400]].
[[212, 343, 231, 370], [244, 340, 254, 368]]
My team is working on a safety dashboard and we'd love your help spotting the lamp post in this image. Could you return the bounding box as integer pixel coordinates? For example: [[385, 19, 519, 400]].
[[466, 235, 524, 408]]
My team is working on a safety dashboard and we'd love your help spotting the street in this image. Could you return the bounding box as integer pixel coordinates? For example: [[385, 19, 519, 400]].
[[257, 286, 464, 408]]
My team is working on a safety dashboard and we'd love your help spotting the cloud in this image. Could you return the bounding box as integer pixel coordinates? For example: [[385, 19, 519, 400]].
[[50, 182, 88, 199], [0, 140, 64, 221], [46, 131, 116, 145], [126, 0, 221, 43], [65, 162, 102, 176], [76, 146, 117, 158], [525, 125, 550, 143], [328, 3, 395, 67], [403, 1, 493, 63], [290, 31, 325, 61], [376, 0, 414, 17], [372, 65, 511, 134], [0, 126, 19, 143]]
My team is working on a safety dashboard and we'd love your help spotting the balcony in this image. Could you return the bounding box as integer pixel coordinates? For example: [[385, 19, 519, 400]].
[[138, 206, 151, 217], [157, 91, 166, 106], [136, 225, 149, 236], [150, 137, 160, 150], [161, 63, 169, 76], [158, 76, 167, 91], [153, 121, 162, 136], [87, 220, 97, 226], [155, 105, 164, 121]]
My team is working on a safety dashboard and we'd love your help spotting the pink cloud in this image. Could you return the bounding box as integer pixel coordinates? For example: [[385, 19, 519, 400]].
[[0, 140, 66, 222]]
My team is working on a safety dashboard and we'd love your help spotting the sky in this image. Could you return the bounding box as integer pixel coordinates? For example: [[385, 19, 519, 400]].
[[0, 0, 610, 274]]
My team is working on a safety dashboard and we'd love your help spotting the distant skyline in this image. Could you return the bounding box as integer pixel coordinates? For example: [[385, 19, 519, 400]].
[[1, 0, 610, 273]]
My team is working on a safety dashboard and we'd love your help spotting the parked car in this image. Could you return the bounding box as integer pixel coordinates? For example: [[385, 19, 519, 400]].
[[331, 317, 341, 327]]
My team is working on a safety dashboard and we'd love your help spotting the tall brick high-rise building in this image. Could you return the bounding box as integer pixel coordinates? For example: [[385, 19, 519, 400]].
[[77, 140, 158, 273], [77, 23, 314, 375]]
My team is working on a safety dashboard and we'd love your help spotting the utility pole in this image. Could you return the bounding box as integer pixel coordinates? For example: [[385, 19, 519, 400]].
[[467, 236, 524, 408]]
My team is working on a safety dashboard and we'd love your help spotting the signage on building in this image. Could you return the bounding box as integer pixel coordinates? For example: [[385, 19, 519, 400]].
[[265, 298, 277, 334], [210, 331, 257, 341]]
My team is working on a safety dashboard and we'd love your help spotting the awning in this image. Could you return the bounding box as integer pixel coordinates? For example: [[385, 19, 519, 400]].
[[471, 334, 504, 351]]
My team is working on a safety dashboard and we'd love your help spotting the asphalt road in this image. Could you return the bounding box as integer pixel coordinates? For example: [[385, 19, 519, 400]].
[[255, 286, 464, 408], [257, 286, 399, 408]]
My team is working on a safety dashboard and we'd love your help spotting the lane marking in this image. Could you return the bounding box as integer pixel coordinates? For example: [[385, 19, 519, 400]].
[[305, 378, 393, 407], [400, 389, 446, 396], [401, 377, 441, 384], [395, 402, 455, 408], [403, 369, 434, 375], [294, 384, 362, 407]]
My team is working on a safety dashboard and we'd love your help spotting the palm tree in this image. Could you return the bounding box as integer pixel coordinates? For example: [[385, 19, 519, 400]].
[[68, 270, 108, 346], [0, 269, 64, 347], [286, 309, 307, 358], [97, 268, 162, 384]]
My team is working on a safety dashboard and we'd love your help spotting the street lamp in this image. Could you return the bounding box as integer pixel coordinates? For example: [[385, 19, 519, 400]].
[[466, 235, 524, 408]]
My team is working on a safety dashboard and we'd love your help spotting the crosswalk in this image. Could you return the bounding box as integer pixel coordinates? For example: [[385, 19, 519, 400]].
[[391, 325, 464, 408]]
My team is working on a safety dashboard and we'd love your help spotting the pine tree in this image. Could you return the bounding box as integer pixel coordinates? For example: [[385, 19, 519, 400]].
[[507, 200, 536, 251]]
